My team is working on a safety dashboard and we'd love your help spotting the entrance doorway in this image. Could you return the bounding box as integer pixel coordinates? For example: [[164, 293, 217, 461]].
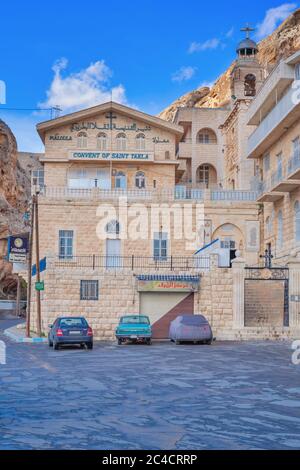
[[106, 239, 121, 269]]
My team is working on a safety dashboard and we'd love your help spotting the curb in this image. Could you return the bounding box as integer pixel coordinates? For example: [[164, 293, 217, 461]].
[[4, 328, 48, 343]]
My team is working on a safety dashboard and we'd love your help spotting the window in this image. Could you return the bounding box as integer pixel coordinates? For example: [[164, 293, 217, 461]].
[[263, 154, 270, 172], [266, 216, 271, 234], [114, 171, 126, 189], [97, 133, 107, 151], [198, 164, 210, 186], [153, 232, 168, 260], [293, 136, 300, 159], [197, 128, 217, 144], [220, 240, 236, 249], [80, 280, 99, 301], [106, 220, 120, 236], [59, 230, 73, 259], [277, 210, 283, 249], [77, 132, 87, 148], [135, 171, 146, 189], [136, 133, 145, 150], [31, 169, 45, 187], [295, 201, 300, 242], [165, 151, 170, 160], [244, 74, 256, 97], [116, 133, 127, 151], [277, 152, 283, 178], [295, 63, 300, 80]]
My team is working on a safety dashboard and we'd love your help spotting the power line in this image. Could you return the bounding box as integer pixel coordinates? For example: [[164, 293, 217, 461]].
[[0, 105, 62, 119]]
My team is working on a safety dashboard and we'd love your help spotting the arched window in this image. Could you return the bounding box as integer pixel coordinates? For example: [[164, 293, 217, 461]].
[[106, 220, 120, 236], [135, 171, 146, 189], [114, 171, 127, 189], [197, 128, 217, 144], [116, 133, 127, 151], [97, 132, 107, 151], [277, 210, 283, 249], [295, 201, 300, 242], [244, 74, 256, 97], [196, 164, 217, 188], [77, 132, 88, 148], [136, 133, 145, 151]]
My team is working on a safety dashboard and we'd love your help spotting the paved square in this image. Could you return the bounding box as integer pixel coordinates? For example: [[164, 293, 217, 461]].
[[1, 323, 300, 450]]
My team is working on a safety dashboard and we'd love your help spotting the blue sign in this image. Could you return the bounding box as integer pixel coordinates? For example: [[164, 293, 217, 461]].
[[32, 257, 47, 276], [8, 236, 28, 263]]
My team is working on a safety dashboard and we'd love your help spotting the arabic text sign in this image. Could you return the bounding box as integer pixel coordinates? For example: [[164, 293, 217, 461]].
[[69, 151, 154, 162], [137, 279, 199, 292]]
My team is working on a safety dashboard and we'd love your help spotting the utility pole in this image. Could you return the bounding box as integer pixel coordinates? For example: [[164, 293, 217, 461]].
[[34, 194, 42, 337], [26, 197, 34, 338], [15, 274, 21, 317]]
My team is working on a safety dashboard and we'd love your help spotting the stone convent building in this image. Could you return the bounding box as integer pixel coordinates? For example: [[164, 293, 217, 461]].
[[29, 31, 300, 340]]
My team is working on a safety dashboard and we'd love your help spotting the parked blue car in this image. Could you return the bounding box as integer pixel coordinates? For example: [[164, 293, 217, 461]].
[[116, 315, 152, 345], [48, 317, 93, 350]]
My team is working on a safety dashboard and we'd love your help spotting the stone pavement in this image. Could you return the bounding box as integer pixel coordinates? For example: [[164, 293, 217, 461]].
[[1, 319, 300, 450]]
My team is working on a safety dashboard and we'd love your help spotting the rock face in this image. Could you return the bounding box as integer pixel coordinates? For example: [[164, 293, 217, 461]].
[[159, 8, 300, 121], [0, 120, 42, 299]]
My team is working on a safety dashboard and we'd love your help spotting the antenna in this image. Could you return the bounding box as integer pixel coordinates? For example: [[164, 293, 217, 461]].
[[51, 105, 62, 119]]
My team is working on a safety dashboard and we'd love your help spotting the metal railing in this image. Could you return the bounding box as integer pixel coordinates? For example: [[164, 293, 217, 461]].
[[288, 152, 300, 176], [52, 255, 211, 271], [41, 186, 259, 202], [211, 190, 259, 201]]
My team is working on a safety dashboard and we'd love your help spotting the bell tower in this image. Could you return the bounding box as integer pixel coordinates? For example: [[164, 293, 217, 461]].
[[231, 25, 265, 102]]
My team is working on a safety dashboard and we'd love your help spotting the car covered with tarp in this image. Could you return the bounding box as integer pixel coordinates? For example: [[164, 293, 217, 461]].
[[169, 314, 213, 345]]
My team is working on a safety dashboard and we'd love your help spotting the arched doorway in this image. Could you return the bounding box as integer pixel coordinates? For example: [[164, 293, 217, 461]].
[[196, 164, 217, 189], [213, 223, 244, 267]]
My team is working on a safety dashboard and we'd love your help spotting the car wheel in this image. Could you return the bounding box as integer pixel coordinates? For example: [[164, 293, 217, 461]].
[[48, 340, 53, 347], [175, 340, 181, 345], [117, 339, 122, 345], [206, 338, 213, 345], [87, 343, 93, 350], [53, 342, 59, 350], [146, 339, 152, 345]]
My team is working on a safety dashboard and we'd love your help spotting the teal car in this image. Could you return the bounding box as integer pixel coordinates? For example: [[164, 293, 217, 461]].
[[116, 315, 152, 345]]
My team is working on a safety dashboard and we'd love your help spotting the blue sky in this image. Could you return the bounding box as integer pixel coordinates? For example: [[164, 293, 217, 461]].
[[0, 0, 298, 152]]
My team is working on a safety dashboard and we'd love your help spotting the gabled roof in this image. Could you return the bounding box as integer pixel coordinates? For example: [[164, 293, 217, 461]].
[[36, 101, 183, 143]]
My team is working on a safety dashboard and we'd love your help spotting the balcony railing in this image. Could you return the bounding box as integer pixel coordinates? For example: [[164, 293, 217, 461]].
[[247, 85, 299, 158], [211, 190, 259, 201], [288, 152, 300, 175], [51, 255, 211, 271], [40, 186, 259, 202]]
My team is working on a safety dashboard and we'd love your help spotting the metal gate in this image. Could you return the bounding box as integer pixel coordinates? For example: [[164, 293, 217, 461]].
[[244, 267, 289, 327]]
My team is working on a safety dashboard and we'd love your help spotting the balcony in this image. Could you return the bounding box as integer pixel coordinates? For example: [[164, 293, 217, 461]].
[[50, 255, 211, 272], [40, 186, 259, 203], [287, 153, 300, 180], [177, 140, 192, 159], [271, 162, 300, 192], [247, 61, 295, 126], [251, 176, 283, 202], [247, 85, 300, 159]]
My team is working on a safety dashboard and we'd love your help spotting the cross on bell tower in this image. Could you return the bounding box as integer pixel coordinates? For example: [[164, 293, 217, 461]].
[[240, 24, 255, 39]]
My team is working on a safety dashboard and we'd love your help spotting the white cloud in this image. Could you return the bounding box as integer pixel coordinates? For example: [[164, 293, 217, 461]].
[[198, 80, 215, 89], [256, 3, 297, 39], [172, 66, 197, 82], [226, 27, 234, 38], [188, 38, 220, 53], [40, 58, 129, 113]]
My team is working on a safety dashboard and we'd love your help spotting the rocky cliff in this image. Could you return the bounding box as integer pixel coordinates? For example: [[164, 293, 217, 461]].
[[159, 8, 300, 121], [0, 120, 42, 299]]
